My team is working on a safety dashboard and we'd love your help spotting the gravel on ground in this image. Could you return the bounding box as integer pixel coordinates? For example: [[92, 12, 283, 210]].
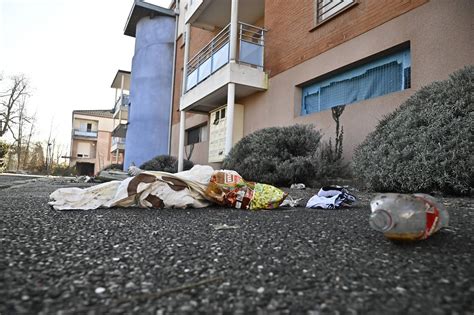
[[1, 175, 473, 314]]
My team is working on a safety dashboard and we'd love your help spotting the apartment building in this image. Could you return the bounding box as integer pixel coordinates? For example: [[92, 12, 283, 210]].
[[70, 110, 117, 175], [167, 0, 473, 170], [110, 70, 131, 166]]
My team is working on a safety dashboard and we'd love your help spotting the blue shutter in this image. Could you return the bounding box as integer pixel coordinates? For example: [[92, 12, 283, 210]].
[[302, 48, 411, 115]]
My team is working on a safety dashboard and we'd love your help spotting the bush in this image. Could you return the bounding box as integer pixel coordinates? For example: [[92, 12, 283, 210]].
[[0, 140, 9, 171], [353, 66, 474, 195], [102, 163, 124, 171], [318, 140, 351, 179], [139, 155, 194, 173], [222, 124, 322, 186], [50, 164, 77, 177]]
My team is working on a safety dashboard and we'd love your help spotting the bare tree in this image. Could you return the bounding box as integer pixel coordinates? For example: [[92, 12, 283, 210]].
[[22, 113, 37, 169], [0, 75, 30, 137], [27, 142, 45, 172], [12, 95, 35, 171], [45, 119, 56, 175], [0, 75, 35, 171]]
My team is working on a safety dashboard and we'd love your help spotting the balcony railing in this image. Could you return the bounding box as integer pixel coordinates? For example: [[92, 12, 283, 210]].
[[185, 22, 265, 92], [112, 137, 126, 146], [73, 129, 98, 138], [113, 94, 130, 114]]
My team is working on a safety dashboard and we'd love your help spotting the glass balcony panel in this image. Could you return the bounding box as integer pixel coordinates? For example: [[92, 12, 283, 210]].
[[186, 69, 198, 91], [74, 130, 98, 138], [212, 42, 230, 72], [121, 94, 130, 106], [112, 137, 126, 146], [240, 41, 263, 67], [198, 57, 212, 82]]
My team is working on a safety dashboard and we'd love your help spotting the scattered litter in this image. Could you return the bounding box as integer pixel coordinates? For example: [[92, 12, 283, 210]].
[[73, 175, 93, 183], [280, 195, 302, 207], [128, 165, 143, 176], [49, 165, 214, 210], [50, 166, 290, 211], [211, 223, 240, 231], [395, 286, 407, 294], [95, 287, 106, 294], [370, 193, 449, 241], [290, 183, 306, 189], [205, 170, 287, 210], [306, 186, 357, 209], [96, 170, 129, 182]]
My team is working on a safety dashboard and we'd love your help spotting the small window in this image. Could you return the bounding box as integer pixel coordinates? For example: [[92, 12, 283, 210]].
[[186, 124, 208, 145], [316, 0, 354, 24], [87, 123, 92, 132], [213, 110, 220, 125], [302, 48, 411, 115]]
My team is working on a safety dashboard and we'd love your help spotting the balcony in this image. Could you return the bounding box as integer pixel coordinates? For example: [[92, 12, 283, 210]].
[[112, 123, 127, 138], [73, 129, 98, 138], [185, 0, 264, 29], [180, 22, 267, 112], [113, 94, 129, 120], [111, 137, 126, 152]]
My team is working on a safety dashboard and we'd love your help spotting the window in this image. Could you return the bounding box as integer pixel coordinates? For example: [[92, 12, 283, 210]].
[[79, 122, 94, 132], [186, 124, 208, 145], [316, 0, 355, 24], [212, 107, 226, 125], [77, 142, 91, 158], [302, 48, 411, 115]]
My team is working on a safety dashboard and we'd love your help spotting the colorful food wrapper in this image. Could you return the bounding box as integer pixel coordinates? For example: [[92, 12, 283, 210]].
[[205, 170, 288, 210]]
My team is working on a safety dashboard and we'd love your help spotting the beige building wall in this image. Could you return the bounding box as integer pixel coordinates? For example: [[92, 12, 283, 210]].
[[241, 0, 473, 161], [70, 112, 116, 175], [170, 0, 473, 167]]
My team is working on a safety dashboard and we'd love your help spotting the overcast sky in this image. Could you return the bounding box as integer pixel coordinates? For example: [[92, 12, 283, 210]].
[[0, 0, 171, 153]]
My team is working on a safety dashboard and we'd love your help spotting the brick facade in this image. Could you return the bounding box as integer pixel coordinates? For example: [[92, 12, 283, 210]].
[[172, 26, 221, 124], [264, 0, 428, 77]]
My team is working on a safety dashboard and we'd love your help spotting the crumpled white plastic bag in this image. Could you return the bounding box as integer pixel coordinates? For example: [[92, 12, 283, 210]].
[[49, 165, 214, 210]]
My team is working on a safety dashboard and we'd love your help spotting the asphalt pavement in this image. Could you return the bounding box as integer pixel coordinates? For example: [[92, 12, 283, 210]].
[[0, 175, 473, 314]]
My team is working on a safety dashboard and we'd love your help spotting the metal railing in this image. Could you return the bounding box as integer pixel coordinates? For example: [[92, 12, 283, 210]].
[[185, 22, 266, 92], [112, 137, 126, 146], [238, 22, 265, 68], [113, 94, 129, 114], [316, 0, 354, 23], [186, 24, 231, 91], [73, 129, 98, 138]]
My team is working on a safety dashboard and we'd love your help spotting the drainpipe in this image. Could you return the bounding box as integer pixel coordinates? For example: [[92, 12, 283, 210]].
[[178, 22, 191, 172], [167, 0, 179, 155], [225, 0, 239, 155]]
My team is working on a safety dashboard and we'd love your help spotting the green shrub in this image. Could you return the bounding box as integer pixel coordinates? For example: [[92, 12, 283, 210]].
[[50, 164, 77, 177], [317, 105, 351, 179], [222, 124, 322, 186], [353, 66, 474, 195], [318, 139, 351, 179], [0, 140, 9, 171], [139, 155, 194, 173], [102, 163, 124, 171]]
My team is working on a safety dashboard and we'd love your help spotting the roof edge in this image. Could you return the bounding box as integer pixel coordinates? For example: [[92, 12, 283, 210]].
[[124, 1, 176, 38]]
